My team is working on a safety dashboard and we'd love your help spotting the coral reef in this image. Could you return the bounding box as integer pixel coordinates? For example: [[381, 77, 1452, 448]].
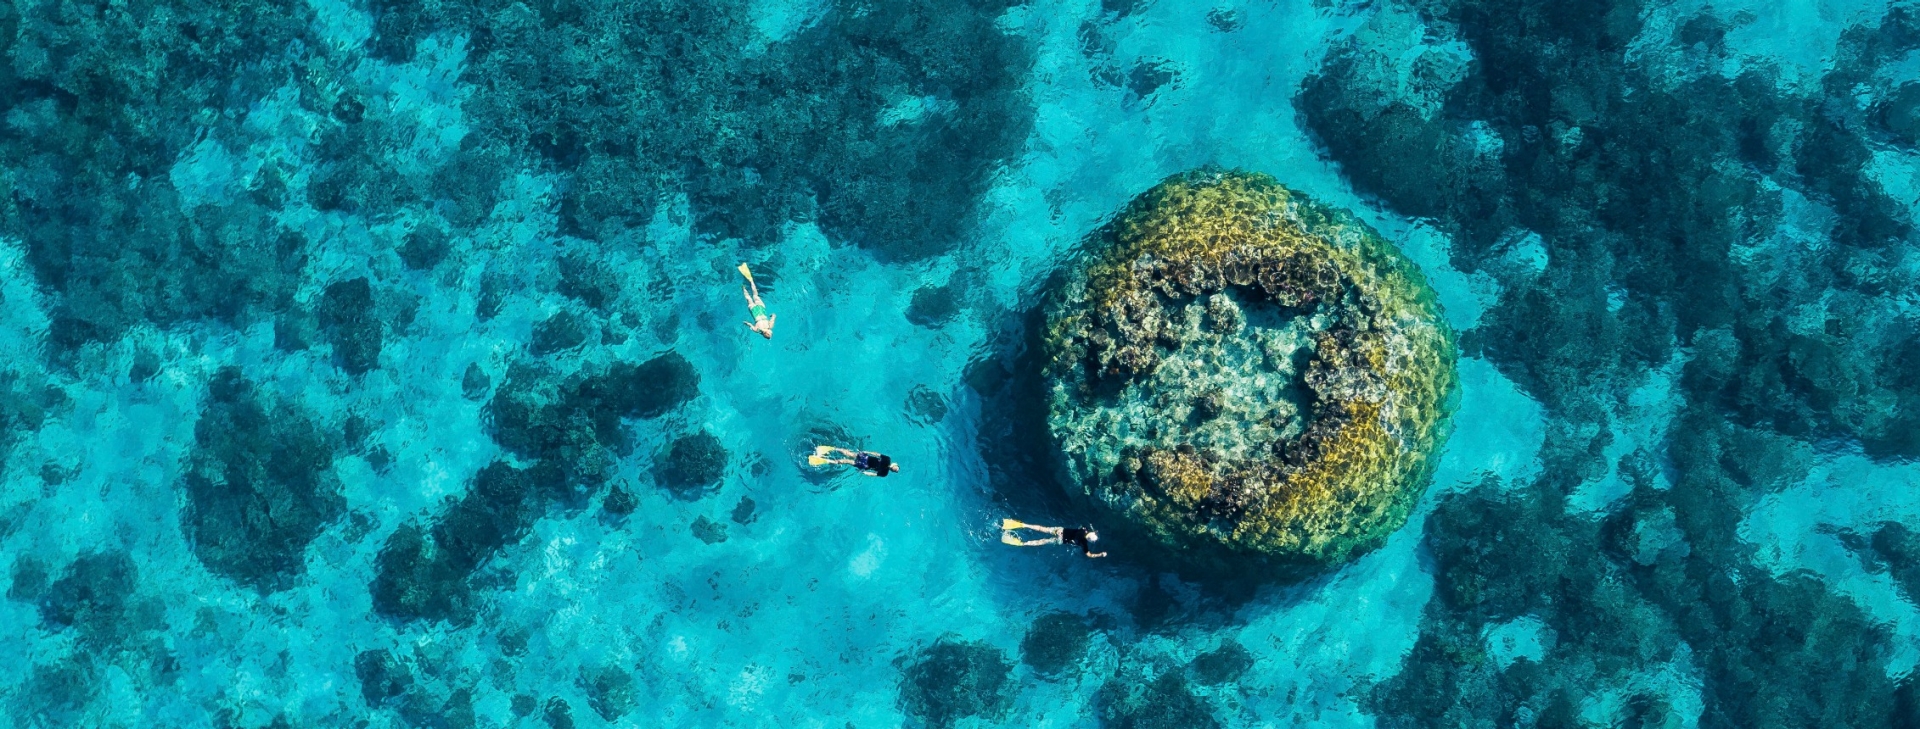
[[655, 430, 727, 500], [0, 0, 319, 352], [182, 368, 343, 591], [318, 277, 383, 374], [1299, 0, 1920, 723], [37, 551, 151, 648], [370, 461, 562, 622], [354, 649, 411, 707], [897, 638, 1013, 729], [374, 350, 699, 622], [1019, 612, 1093, 678], [486, 351, 701, 487], [581, 664, 636, 721], [1188, 640, 1253, 686], [371, 0, 1034, 258], [1098, 672, 1218, 729], [1299, 0, 1920, 458], [1045, 169, 1457, 569]]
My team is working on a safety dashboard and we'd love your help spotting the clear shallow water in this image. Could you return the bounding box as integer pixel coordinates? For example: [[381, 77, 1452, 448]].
[[3, 0, 1919, 726]]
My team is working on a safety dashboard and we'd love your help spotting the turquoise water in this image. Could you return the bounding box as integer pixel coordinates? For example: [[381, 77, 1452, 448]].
[[4, 0, 1919, 726]]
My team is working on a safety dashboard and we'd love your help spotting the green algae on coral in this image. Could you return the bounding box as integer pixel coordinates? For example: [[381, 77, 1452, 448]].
[[1045, 169, 1457, 569]]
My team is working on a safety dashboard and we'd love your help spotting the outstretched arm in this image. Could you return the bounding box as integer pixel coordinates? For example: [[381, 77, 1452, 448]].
[[1085, 551, 1108, 558]]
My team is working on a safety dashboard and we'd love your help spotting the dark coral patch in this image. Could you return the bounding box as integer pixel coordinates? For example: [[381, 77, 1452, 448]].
[[898, 638, 1013, 729], [354, 649, 411, 707], [656, 430, 728, 500], [1868, 522, 1920, 610], [1297, 0, 1920, 458], [387, 0, 1034, 258], [1298, 0, 1920, 723], [182, 368, 343, 591], [529, 311, 590, 357], [319, 277, 383, 374], [1019, 612, 1093, 678], [582, 664, 637, 721], [1098, 673, 1219, 729], [1189, 640, 1253, 686], [2, 0, 318, 351], [39, 552, 150, 647], [486, 351, 700, 486], [0, 375, 58, 458], [906, 283, 964, 328], [398, 225, 452, 271], [370, 460, 561, 623], [557, 255, 620, 310]]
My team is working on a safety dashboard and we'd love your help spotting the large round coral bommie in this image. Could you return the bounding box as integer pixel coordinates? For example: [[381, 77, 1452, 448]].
[[1045, 169, 1457, 572]]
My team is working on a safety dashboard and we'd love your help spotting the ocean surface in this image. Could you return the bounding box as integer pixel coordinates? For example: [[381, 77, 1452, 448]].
[[3, 0, 1919, 726]]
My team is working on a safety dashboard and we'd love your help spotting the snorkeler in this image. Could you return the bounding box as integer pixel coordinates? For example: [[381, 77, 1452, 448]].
[[808, 445, 900, 477], [1000, 519, 1107, 558], [738, 263, 775, 339]]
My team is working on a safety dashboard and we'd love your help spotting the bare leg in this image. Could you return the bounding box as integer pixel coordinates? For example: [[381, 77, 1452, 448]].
[[1015, 525, 1064, 537], [1001, 531, 1054, 547]]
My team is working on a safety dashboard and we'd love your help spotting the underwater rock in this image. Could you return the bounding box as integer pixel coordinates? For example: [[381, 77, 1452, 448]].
[[542, 697, 575, 729], [461, 363, 491, 401], [39, 551, 145, 646], [657, 430, 728, 500], [0, 375, 56, 458], [897, 638, 1013, 729], [1189, 640, 1253, 686], [354, 649, 411, 707], [182, 368, 343, 591], [906, 283, 963, 328], [529, 311, 590, 356], [2, 1, 317, 352], [487, 351, 700, 486], [1044, 169, 1456, 570], [905, 385, 949, 424], [370, 461, 563, 622], [9, 555, 49, 602], [398, 225, 451, 271], [318, 277, 383, 375], [1098, 672, 1219, 729], [730, 496, 758, 525], [511, 694, 537, 717], [1019, 612, 1093, 678], [690, 515, 728, 544], [557, 255, 620, 310], [601, 484, 638, 517], [583, 665, 637, 721]]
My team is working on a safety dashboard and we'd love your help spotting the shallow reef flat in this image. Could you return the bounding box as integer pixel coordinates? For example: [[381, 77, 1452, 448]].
[[1045, 169, 1457, 572]]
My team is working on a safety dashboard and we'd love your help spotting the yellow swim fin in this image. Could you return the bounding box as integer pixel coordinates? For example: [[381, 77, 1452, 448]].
[[814, 445, 834, 456], [807, 454, 831, 467], [1000, 518, 1027, 531], [737, 263, 755, 284], [1001, 532, 1025, 546]]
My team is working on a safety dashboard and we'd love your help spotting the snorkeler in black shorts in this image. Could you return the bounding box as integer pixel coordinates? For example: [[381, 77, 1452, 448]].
[[809, 445, 900, 477], [1000, 519, 1107, 558]]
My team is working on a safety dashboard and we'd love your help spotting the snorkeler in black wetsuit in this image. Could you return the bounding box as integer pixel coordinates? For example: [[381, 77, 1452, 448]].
[[809, 445, 900, 477], [1000, 519, 1108, 558]]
